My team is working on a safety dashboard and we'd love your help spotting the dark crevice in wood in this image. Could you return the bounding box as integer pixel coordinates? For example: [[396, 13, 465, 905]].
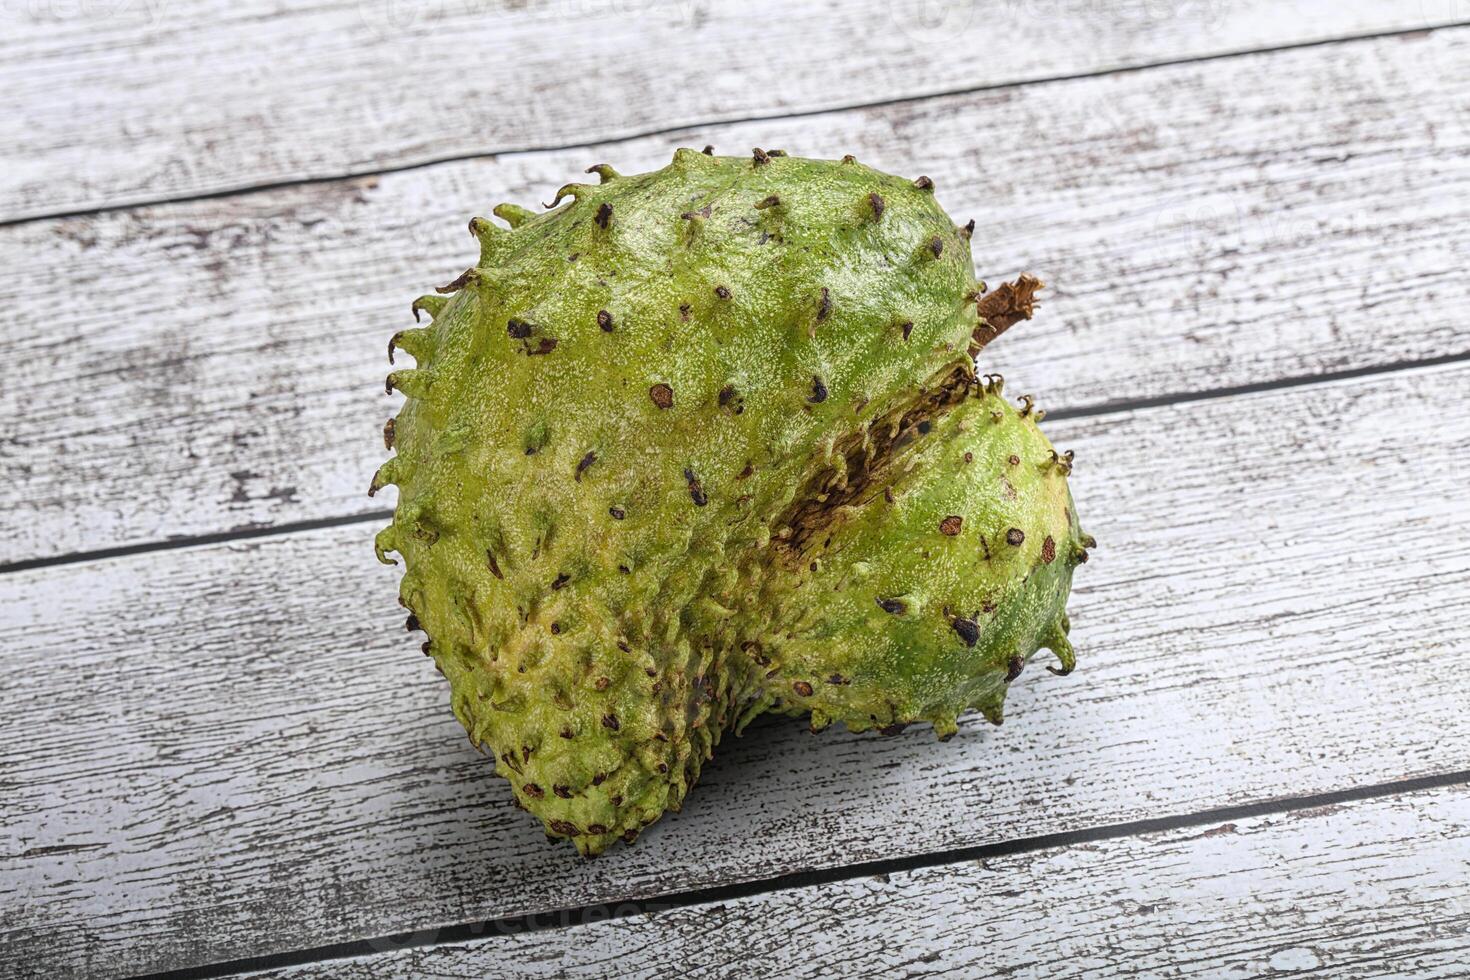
[[0, 509, 394, 575], [6, 352, 1470, 577], [1038, 352, 1470, 423], [4, 20, 1469, 230], [135, 767, 1470, 979]]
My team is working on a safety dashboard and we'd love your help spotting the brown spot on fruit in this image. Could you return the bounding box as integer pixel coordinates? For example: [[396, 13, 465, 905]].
[[715, 285, 731, 299], [553, 785, 571, 799], [793, 681, 814, 697], [597, 309, 614, 332], [602, 714, 619, 731], [587, 823, 608, 835], [609, 505, 626, 520], [649, 383, 674, 409], [1008, 454, 1020, 466], [913, 175, 934, 191], [523, 783, 544, 799], [594, 676, 611, 691], [685, 468, 708, 507], [877, 597, 906, 615], [1006, 528, 1025, 546], [507, 319, 532, 339], [939, 515, 963, 536], [1006, 655, 1025, 682], [594, 202, 613, 228], [869, 192, 885, 219], [549, 819, 578, 835], [952, 617, 979, 647], [1042, 535, 1057, 563]]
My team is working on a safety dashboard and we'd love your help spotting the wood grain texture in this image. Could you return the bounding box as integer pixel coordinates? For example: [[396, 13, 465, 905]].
[[4, 361, 1469, 977], [0, 0, 1461, 220], [260, 784, 1470, 979], [5, 26, 1470, 564]]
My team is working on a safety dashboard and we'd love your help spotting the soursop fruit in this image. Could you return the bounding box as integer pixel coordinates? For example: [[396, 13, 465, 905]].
[[373, 148, 1092, 854]]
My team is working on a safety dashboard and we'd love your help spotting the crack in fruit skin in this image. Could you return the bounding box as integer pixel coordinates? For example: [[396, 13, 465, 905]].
[[373, 149, 1091, 854]]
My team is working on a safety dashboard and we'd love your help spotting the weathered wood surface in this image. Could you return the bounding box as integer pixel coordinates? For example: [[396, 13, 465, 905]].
[[0, 0, 1460, 220], [262, 783, 1470, 979], [6, 26, 1470, 565], [4, 362, 1469, 978]]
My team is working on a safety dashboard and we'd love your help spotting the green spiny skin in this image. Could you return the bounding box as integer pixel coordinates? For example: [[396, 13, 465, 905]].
[[373, 148, 1092, 855], [728, 377, 1085, 738]]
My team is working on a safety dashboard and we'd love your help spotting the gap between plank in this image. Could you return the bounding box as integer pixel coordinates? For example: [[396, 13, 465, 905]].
[[6, 351, 1469, 577], [137, 767, 1470, 980], [0, 510, 393, 576], [2, 20, 1467, 230]]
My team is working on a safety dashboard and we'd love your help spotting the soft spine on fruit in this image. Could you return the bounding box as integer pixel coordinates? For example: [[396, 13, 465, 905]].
[[373, 148, 1092, 854]]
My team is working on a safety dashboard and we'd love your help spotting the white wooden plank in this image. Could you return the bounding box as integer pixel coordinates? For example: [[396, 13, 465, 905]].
[[261, 783, 1470, 979], [0, 0, 1461, 220], [5, 26, 1470, 564], [3, 361, 1469, 977]]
